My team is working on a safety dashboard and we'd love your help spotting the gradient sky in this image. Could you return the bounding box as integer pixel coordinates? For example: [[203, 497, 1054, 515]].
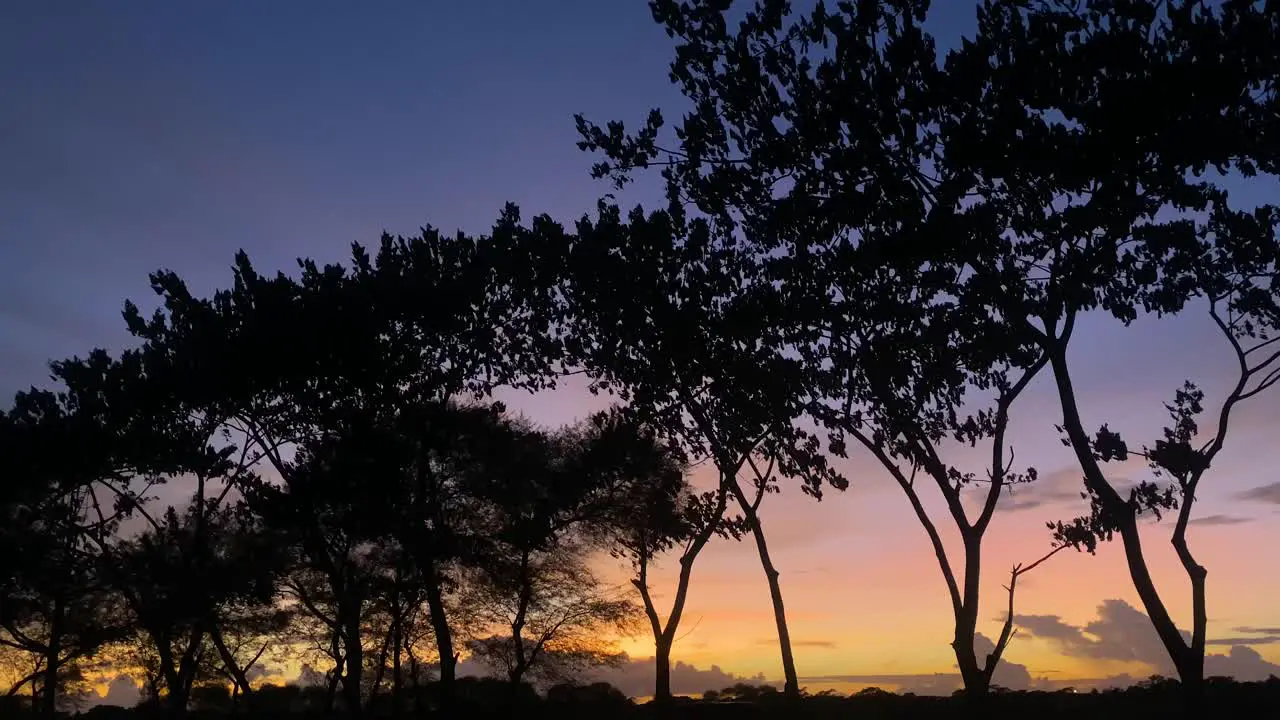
[[4, 0, 1280, 698]]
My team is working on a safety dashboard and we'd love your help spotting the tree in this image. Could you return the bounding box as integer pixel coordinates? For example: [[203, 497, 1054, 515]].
[[1, 365, 172, 716], [36, 345, 284, 717], [102, 501, 282, 715], [946, 1, 1280, 704], [572, 0, 1051, 697], [253, 420, 404, 717], [604, 429, 739, 701], [571, 0, 1280, 703], [459, 413, 662, 688], [1051, 203, 1280, 696], [463, 545, 638, 688], [119, 216, 569, 713], [0, 399, 127, 716], [521, 202, 845, 698]]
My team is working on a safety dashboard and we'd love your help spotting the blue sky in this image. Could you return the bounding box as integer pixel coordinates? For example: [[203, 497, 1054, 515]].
[[0, 0, 984, 396]]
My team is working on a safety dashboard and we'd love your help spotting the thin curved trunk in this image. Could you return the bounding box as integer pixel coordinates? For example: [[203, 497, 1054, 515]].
[[1047, 347, 1197, 684], [727, 481, 798, 697], [1172, 502, 1207, 709]]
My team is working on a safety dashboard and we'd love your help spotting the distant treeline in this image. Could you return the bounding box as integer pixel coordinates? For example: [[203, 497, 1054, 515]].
[[5, 676, 1280, 718]]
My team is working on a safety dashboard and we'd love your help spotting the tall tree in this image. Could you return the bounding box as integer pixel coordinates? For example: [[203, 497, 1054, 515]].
[[461, 412, 674, 689], [463, 543, 638, 688], [609, 457, 739, 701], [573, 0, 1048, 696], [571, 0, 1280, 702], [950, 1, 1280, 704], [1050, 202, 1280, 696], [525, 203, 845, 697]]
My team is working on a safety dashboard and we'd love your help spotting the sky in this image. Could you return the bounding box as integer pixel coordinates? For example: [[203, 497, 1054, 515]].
[[4, 0, 1280, 701]]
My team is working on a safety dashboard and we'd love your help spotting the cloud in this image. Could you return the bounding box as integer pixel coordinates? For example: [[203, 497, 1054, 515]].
[[1189, 514, 1252, 526], [795, 640, 838, 649], [1207, 627, 1280, 647], [1017, 599, 1280, 682], [800, 672, 966, 696], [577, 654, 770, 698], [974, 633, 1035, 690], [755, 638, 837, 649], [246, 663, 286, 682], [1237, 482, 1280, 504], [1206, 636, 1280, 646], [80, 675, 142, 708], [802, 633, 1042, 696], [995, 466, 1090, 514], [454, 653, 771, 698], [1205, 646, 1280, 681], [296, 663, 327, 687], [1017, 599, 1182, 672], [1012, 614, 1091, 647]]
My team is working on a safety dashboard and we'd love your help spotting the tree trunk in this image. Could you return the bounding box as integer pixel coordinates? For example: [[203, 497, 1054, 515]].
[[210, 628, 253, 698], [423, 577, 456, 713], [342, 605, 364, 718], [40, 597, 63, 718], [391, 601, 403, 717], [730, 484, 799, 697], [952, 626, 988, 698], [653, 636, 673, 702], [1047, 348, 1201, 700], [325, 631, 343, 712], [953, 533, 989, 699]]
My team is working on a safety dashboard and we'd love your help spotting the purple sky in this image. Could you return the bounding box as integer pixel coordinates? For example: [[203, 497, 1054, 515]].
[[0, 0, 984, 397]]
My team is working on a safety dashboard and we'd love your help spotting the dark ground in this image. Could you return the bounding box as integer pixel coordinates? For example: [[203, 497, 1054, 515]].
[[5, 676, 1279, 719]]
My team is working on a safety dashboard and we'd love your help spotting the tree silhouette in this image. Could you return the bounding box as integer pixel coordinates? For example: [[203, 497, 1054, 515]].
[[461, 412, 681, 688], [115, 217, 572, 713], [523, 201, 845, 698], [571, 0, 1280, 703], [4, 3, 1279, 715], [572, 0, 1051, 697], [0, 392, 130, 716], [1051, 203, 1280, 703], [604, 429, 740, 702], [950, 1, 1280, 706]]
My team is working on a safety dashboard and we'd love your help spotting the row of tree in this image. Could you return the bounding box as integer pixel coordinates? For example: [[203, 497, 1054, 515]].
[[0, 329, 703, 716], [4, 0, 1280, 716]]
